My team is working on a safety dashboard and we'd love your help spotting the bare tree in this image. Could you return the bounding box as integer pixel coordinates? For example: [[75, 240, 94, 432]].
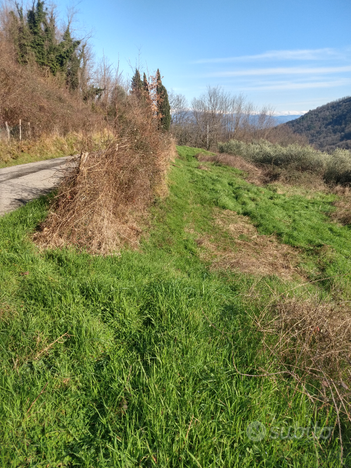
[[170, 86, 276, 149], [169, 91, 194, 145]]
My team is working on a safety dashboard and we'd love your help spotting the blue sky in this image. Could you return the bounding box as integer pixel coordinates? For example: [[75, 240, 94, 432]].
[[56, 0, 350, 114]]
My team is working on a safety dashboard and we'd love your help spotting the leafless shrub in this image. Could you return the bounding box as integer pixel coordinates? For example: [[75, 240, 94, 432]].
[[168, 91, 193, 146], [35, 94, 175, 254]]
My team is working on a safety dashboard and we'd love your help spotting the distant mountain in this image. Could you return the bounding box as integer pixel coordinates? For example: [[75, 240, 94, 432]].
[[284, 96, 351, 152], [273, 115, 302, 125]]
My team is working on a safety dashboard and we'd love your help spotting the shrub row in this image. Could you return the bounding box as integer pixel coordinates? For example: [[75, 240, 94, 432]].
[[218, 139, 351, 185]]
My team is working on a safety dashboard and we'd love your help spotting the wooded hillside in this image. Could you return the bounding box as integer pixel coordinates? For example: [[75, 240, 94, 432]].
[[285, 96, 351, 152]]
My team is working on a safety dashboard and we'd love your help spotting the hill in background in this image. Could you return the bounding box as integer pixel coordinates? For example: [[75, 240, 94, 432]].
[[285, 96, 351, 152], [273, 114, 302, 125]]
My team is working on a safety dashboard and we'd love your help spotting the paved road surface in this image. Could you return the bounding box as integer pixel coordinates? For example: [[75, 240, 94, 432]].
[[0, 156, 74, 216]]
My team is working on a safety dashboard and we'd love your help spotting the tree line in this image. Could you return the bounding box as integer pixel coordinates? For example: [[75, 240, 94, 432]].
[[0, 0, 172, 137], [6, 1, 88, 93], [131, 68, 171, 131]]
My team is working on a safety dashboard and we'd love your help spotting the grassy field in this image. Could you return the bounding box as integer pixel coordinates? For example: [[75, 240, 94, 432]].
[[0, 146, 350, 466]]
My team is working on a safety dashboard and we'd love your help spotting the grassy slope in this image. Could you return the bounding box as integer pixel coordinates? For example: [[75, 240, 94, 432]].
[[0, 132, 113, 169], [0, 135, 81, 169], [0, 151, 68, 169], [0, 146, 350, 466]]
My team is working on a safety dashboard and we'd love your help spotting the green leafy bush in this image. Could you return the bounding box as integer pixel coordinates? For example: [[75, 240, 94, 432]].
[[325, 149, 351, 185]]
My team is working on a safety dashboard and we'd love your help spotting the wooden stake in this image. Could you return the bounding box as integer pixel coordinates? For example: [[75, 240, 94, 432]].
[[19, 119, 22, 141], [5, 121, 10, 141]]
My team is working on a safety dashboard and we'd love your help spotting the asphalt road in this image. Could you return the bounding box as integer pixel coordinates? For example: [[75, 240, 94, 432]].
[[0, 156, 74, 216]]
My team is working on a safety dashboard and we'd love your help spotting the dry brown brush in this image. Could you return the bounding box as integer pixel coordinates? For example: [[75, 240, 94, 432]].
[[0, 35, 102, 141], [331, 186, 351, 226], [239, 286, 351, 459], [35, 95, 175, 254]]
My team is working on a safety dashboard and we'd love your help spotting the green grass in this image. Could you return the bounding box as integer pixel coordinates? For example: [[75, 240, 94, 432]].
[[0, 151, 68, 169], [0, 134, 81, 169], [0, 146, 350, 466]]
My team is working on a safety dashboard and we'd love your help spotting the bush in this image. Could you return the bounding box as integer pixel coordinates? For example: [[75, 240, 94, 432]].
[[325, 149, 351, 185], [35, 95, 175, 254], [219, 139, 351, 186]]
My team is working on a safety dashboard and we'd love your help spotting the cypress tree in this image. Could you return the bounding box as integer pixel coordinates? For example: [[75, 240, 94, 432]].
[[131, 69, 143, 97], [156, 69, 171, 131], [142, 73, 149, 95]]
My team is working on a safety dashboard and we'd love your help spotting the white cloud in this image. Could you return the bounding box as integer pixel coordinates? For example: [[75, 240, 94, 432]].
[[194, 48, 347, 64], [208, 66, 351, 77], [273, 111, 308, 115], [237, 79, 351, 91]]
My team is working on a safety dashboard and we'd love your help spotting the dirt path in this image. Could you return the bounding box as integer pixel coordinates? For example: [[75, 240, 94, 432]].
[[0, 156, 74, 215]]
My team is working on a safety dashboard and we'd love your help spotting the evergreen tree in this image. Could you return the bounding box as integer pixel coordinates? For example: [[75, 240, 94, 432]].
[[9, 5, 32, 65], [57, 27, 81, 89], [143, 73, 149, 95], [26, 0, 47, 67], [131, 69, 143, 97], [156, 69, 171, 131], [9, 1, 82, 91]]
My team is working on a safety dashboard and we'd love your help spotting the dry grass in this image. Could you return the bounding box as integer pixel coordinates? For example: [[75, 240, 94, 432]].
[[263, 166, 329, 190], [0, 129, 116, 167], [195, 152, 267, 185], [35, 97, 175, 254], [247, 290, 351, 457], [330, 186, 351, 226], [0, 132, 80, 165], [0, 300, 15, 321], [196, 209, 302, 280]]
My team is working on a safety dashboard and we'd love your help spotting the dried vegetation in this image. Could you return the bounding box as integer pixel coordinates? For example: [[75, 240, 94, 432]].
[[196, 209, 302, 280], [197, 152, 351, 228], [35, 96, 175, 254], [195, 152, 330, 190], [330, 186, 351, 226], [246, 288, 351, 457], [0, 38, 101, 143]]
